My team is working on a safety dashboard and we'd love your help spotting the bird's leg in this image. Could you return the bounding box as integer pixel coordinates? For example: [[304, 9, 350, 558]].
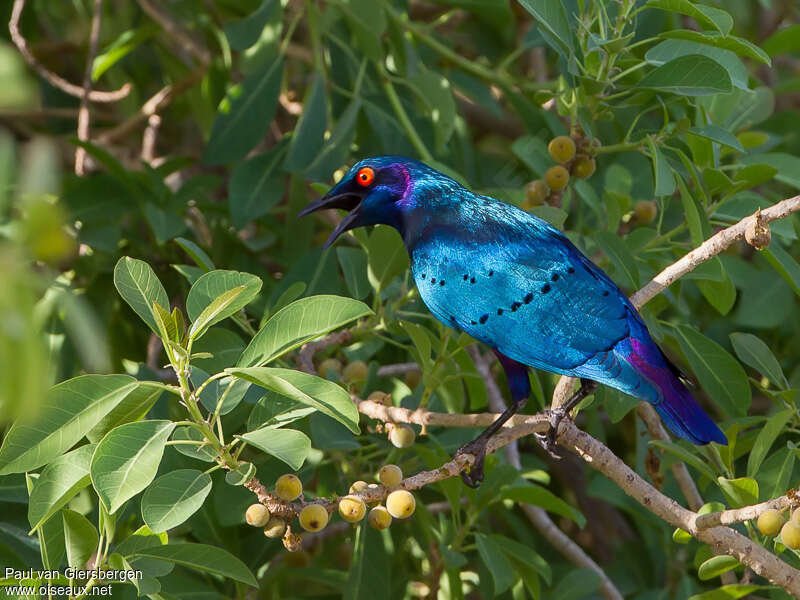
[[535, 378, 598, 458], [457, 351, 529, 488]]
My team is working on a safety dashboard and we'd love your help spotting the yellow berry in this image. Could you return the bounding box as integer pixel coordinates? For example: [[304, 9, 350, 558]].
[[245, 503, 270, 527], [634, 201, 658, 224], [548, 136, 576, 163], [338, 495, 367, 523], [404, 370, 421, 390], [275, 474, 303, 501], [389, 424, 415, 448], [545, 165, 569, 191], [781, 521, 800, 549], [525, 180, 548, 206], [263, 517, 286, 538], [318, 358, 343, 377], [378, 464, 403, 487], [349, 480, 369, 493], [386, 490, 416, 519], [792, 508, 800, 525], [572, 156, 596, 179], [757, 509, 784, 536], [367, 390, 391, 406], [343, 360, 368, 383], [368, 505, 392, 530], [299, 504, 329, 532]]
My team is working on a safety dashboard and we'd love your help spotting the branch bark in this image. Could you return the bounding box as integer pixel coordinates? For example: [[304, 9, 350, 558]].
[[9, 0, 130, 103], [74, 0, 104, 175]]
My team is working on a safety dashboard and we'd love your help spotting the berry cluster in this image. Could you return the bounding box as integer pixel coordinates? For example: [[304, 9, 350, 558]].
[[522, 134, 596, 211], [244, 466, 417, 551], [757, 507, 800, 549]]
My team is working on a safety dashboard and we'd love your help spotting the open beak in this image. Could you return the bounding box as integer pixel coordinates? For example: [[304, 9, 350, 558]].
[[298, 190, 364, 250]]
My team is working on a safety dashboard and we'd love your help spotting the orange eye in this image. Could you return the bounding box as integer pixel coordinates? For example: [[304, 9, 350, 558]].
[[356, 167, 375, 187]]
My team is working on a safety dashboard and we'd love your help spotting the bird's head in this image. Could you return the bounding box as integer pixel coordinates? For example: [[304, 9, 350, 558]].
[[298, 156, 419, 248]]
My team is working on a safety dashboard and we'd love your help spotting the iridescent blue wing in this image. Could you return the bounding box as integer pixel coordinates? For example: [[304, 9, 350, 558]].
[[410, 205, 632, 375]]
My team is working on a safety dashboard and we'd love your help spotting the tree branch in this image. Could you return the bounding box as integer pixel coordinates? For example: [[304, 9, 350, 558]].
[[467, 346, 624, 600], [9, 0, 130, 103], [74, 0, 104, 175]]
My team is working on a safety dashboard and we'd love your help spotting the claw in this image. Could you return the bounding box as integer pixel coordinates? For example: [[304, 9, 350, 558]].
[[455, 439, 488, 488], [535, 408, 568, 459]]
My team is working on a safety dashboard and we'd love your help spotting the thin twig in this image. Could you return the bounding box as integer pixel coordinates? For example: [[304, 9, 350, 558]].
[[74, 0, 104, 175], [376, 362, 420, 377], [96, 68, 205, 143], [136, 0, 210, 66], [8, 0, 130, 103]]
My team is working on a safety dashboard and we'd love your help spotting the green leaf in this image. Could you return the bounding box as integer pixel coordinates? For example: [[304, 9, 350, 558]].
[[238, 295, 372, 367], [363, 225, 410, 292], [646, 0, 733, 35], [127, 543, 257, 587], [190, 286, 246, 341], [688, 585, 769, 600], [203, 57, 284, 165], [646, 39, 748, 90], [91, 420, 176, 513], [674, 325, 751, 418], [688, 125, 744, 152], [638, 54, 732, 96], [186, 270, 262, 339], [228, 140, 288, 228], [113, 256, 170, 335], [247, 390, 315, 430], [224, 0, 278, 51], [174, 237, 215, 272], [661, 30, 771, 65], [729, 332, 788, 389], [746, 408, 793, 478], [86, 383, 164, 443], [517, 0, 574, 53], [502, 484, 586, 528], [284, 74, 327, 172], [62, 509, 99, 569], [650, 440, 718, 481], [172, 426, 217, 462], [410, 69, 456, 151], [592, 231, 639, 289], [225, 461, 256, 485], [763, 24, 800, 57], [549, 568, 602, 600], [772, 444, 795, 499], [698, 555, 739, 581], [141, 469, 212, 533], [717, 476, 758, 508], [28, 444, 95, 533], [401, 321, 432, 367], [237, 427, 311, 470], [344, 524, 390, 600], [227, 367, 360, 433], [740, 153, 800, 190], [0, 374, 138, 475], [304, 98, 361, 181], [336, 247, 370, 300], [494, 535, 551, 584], [92, 26, 157, 80], [648, 137, 676, 197], [475, 533, 515, 596], [763, 244, 800, 297]]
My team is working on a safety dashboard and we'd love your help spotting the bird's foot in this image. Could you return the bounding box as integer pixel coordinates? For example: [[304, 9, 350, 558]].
[[534, 407, 569, 459], [455, 438, 488, 488]]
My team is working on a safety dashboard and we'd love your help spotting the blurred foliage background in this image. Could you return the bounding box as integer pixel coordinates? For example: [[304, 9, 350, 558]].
[[1, 0, 800, 598]]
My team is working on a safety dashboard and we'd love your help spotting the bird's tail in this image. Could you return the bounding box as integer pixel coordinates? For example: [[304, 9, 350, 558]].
[[651, 374, 727, 445], [625, 335, 727, 445]]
